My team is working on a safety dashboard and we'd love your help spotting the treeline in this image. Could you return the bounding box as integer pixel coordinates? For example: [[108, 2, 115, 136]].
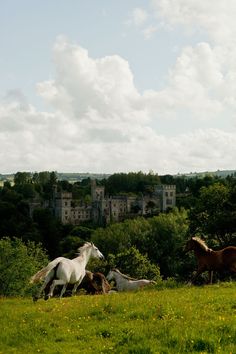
[[0, 171, 236, 296]]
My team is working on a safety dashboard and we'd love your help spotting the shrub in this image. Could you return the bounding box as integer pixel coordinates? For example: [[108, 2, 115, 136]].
[[0, 237, 48, 296], [107, 246, 161, 281]]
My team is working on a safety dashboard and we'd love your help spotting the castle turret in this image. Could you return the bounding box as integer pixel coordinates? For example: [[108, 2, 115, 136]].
[[91, 179, 105, 201], [155, 185, 176, 211]]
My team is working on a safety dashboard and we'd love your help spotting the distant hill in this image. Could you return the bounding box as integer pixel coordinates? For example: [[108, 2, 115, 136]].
[[0, 169, 235, 183], [0, 172, 111, 183], [57, 172, 111, 182], [177, 169, 236, 178]]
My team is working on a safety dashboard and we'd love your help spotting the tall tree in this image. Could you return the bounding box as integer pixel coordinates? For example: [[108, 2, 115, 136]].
[[189, 183, 236, 246], [14, 172, 32, 185]]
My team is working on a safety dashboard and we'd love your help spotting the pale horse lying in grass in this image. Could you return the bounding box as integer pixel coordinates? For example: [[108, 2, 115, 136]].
[[106, 268, 156, 292], [30, 242, 104, 301]]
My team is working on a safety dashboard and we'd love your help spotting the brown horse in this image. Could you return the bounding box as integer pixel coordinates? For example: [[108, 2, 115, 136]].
[[77, 271, 111, 295], [185, 237, 236, 284]]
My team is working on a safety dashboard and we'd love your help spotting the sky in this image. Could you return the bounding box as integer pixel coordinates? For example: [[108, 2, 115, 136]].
[[1, 0, 236, 175]]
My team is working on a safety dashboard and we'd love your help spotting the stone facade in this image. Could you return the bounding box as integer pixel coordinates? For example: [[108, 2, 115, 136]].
[[51, 181, 176, 225], [155, 185, 176, 211], [53, 190, 92, 225]]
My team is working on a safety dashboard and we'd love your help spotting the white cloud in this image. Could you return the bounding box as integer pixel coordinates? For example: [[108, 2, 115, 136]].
[[1, 5, 236, 176], [143, 0, 236, 120], [144, 42, 225, 121], [37, 36, 149, 142], [142, 25, 158, 40], [151, 0, 236, 44], [126, 7, 159, 39], [129, 8, 148, 27]]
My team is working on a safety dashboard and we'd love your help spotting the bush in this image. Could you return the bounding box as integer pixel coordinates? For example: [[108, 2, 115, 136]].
[[0, 237, 49, 296], [107, 246, 161, 281]]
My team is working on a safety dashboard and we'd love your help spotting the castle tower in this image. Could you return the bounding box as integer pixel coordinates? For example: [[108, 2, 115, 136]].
[[91, 179, 105, 201], [155, 185, 176, 211], [54, 191, 73, 224]]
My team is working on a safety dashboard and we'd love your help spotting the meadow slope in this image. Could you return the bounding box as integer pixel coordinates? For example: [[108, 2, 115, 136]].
[[0, 283, 235, 354]]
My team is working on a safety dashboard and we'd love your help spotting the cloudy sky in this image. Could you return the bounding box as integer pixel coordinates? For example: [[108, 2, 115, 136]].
[[1, 0, 236, 175]]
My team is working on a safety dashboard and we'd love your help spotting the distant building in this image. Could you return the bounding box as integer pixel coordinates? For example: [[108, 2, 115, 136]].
[[51, 181, 176, 225], [154, 185, 176, 211], [52, 190, 92, 225]]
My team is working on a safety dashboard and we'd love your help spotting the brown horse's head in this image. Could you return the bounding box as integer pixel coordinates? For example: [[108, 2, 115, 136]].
[[184, 237, 195, 252], [185, 237, 209, 253]]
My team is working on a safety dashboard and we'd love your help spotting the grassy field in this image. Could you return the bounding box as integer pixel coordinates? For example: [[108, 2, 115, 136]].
[[0, 283, 235, 354]]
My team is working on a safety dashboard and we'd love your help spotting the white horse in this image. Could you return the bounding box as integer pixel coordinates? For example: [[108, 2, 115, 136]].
[[30, 242, 104, 300], [106, 268, 156, 292]]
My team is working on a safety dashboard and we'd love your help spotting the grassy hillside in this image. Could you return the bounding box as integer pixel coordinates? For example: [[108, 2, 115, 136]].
[[0, 283, 235, 354]]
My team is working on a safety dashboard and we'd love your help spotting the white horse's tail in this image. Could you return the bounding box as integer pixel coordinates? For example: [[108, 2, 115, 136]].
[[30, 257, 65, 284]]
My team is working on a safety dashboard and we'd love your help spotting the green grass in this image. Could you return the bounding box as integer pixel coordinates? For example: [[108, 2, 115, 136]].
[[0, 283, 236, 354]]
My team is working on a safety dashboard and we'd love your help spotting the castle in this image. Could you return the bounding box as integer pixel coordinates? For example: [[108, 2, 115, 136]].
[[52, 181, 176, 225]]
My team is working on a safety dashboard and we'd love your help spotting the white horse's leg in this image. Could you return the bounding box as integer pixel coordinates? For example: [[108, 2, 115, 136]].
[[59, 284, 68, 298], [33, 281, 48, 301], [71, 280, 82, 296], [33, 274, 52, 301], [48, 279, 67, 299]]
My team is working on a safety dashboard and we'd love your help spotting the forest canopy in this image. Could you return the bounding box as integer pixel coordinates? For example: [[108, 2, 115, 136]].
[[0, 171, 236, 295]]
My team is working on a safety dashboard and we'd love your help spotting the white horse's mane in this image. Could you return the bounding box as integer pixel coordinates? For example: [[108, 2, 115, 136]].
[[77, 242, 93, 255], [192, 237, 209, 251], [112, 268, 137, 281]]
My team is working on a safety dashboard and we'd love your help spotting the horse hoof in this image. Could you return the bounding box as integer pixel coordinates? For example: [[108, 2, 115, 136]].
[[44, 295, 50, 301], [32, 295, 38, 302]]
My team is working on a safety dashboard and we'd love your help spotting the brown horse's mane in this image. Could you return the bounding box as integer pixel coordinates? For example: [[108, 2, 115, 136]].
[[192, 237, 209, 252]]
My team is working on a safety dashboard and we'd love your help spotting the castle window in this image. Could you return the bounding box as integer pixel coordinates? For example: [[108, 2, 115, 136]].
[[166, 199, 173, 205]]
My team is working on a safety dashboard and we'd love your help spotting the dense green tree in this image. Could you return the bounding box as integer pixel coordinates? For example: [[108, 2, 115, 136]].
[[107, 246, 161, 281], [58, 180, 72, 192], [92, 222, 132, 257], [92, 209, 189, 279], [59, 226, 94, 258], [147, 209, 189, 278], [33, 208, 62, 258], [0, 201, 19, 235], [189, 183, 236, 246], [59, 235, 85, 258], [32, 171, 50, 185], [14, 172, 32, 185], [104, 172, 160, 195], [0, 237, 48, 296], [1, 186, 21, 204], [70, 226, 93, 240], [14, 183, 36, 199]]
